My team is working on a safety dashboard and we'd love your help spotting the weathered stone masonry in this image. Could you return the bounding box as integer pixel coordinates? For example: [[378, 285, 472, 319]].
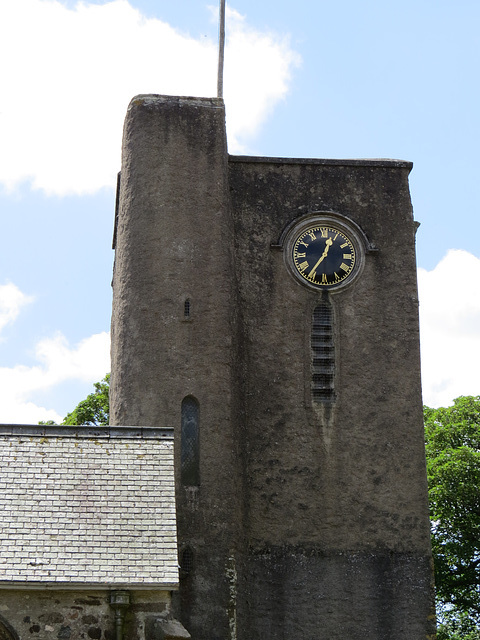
[[110, 95, 436, 640]]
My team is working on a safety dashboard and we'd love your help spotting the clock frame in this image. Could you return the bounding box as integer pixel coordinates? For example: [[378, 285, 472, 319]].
[[283, 213, 367, 291]]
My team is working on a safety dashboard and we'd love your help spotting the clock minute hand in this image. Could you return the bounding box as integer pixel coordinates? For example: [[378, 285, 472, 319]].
[[308, 237, 333, 278]]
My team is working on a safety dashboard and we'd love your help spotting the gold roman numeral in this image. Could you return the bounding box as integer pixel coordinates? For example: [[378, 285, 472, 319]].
[[299, 261, 309, 271]]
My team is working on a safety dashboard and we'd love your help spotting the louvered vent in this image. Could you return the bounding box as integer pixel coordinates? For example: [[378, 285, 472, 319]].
[[311, 302, 335, 403]]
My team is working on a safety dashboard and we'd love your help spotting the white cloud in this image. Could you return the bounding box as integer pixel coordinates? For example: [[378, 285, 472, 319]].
[[35, 331, 110, 386], [0, 0, 300, 195], [418, 249, 480, 408], [0, 283, 33, 335], [223, 7, 301, 151], [0, 331, 110, 424]]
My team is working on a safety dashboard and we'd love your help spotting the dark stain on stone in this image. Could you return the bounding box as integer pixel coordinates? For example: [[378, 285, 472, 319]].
[[23, 617, 30, 624], [87, 627, 102, 639], [57, 626, 72, 639], [40, 613, 64, 624], [130, 603, 167, 613], [29, 625, 40, 634], [74, 598, 101, 606]]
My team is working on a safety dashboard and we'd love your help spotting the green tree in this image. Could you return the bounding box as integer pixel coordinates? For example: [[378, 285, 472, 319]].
[[436, 611, 480, 640], [424, 396, 480, 635], [62, 374, 110, 426]]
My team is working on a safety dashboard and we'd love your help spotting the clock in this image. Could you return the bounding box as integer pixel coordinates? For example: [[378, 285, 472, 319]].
[[283, 215, 365, 291]]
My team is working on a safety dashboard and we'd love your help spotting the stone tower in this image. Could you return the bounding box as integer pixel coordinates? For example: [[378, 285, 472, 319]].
[[110, 95, 435, 640]]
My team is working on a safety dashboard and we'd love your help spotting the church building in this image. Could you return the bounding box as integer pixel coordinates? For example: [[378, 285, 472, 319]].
[[0, 92, 436, 639]]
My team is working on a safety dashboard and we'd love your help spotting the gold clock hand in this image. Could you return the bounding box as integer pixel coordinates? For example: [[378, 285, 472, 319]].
[[308, 238, 333, 278]]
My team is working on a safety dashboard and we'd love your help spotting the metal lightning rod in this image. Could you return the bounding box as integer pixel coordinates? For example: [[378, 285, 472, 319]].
[[217, 0, 226, 98]]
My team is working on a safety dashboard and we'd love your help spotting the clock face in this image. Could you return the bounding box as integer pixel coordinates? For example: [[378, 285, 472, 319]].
[[292, 225, 356, 288]]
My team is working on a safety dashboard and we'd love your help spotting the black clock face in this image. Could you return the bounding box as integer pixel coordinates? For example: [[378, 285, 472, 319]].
[[292, 226, 356, 288]]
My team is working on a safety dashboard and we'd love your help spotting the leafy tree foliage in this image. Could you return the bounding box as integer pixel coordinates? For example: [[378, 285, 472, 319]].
[[424, 396, 480, 634], [436, 612, 480, 640], [61, 374, 110, 426]]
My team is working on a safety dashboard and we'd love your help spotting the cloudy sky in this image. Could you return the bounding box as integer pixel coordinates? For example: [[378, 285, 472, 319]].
[[0, 0, 479, 423]]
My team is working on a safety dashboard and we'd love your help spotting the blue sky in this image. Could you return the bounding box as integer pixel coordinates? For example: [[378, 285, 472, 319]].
[[1, 0, 479, 422]]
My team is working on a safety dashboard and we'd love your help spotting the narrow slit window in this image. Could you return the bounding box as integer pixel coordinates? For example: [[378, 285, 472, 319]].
[[181, 396, 200, 486], [311, 301, 335, 403], [184, 298, 191, 319]]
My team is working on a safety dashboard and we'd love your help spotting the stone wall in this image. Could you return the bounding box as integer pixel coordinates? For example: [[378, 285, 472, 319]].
[[0, 590, 179, 640]]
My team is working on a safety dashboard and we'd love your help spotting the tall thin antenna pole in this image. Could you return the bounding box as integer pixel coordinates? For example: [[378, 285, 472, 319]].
[[217, 0, 226, 98]]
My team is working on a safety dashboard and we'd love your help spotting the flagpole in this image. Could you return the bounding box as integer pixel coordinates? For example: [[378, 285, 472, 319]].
[[217, 0, 226, 98]]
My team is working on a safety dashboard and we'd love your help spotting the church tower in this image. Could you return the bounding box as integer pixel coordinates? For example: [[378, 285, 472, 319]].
[[110, 94, 435, 640]]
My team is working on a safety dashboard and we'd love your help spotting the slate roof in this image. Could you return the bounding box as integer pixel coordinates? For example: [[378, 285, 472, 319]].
[[0, 425, 178, 588]]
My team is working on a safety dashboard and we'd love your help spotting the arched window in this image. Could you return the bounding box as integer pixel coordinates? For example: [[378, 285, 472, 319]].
[[311, 301, 335, 403], [181, 396, 200, 486], [180, 546, 195, 576]]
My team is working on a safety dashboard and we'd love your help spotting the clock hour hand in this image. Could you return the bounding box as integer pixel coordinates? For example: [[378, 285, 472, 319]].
[[308, 237, 333, 278]]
